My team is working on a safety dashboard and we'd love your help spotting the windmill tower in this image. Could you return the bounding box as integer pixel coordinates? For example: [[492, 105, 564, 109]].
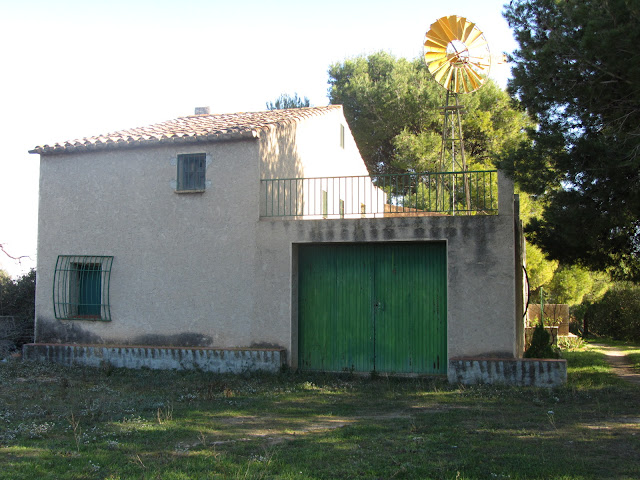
[[423, 15, 494, 213]]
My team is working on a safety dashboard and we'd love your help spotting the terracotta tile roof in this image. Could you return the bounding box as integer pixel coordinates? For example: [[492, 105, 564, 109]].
[[30, 105, 342, 155]]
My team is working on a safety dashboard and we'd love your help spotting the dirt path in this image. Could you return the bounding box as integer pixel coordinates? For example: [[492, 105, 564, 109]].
[[591, 343, 640, 385]]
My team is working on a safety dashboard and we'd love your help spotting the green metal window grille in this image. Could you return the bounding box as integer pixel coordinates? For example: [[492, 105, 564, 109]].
[[340, 124, 345, 148], [177, 153, 206, 191], [53, 255, 114, 321]]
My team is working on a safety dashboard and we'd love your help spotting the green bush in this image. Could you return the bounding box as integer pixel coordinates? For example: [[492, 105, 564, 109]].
[[584, 283, 640, 342], [524, 323, 560, 358], [557, 335, 585, 350], [569, 304, 588, 336], [0, 269, 35, 354]]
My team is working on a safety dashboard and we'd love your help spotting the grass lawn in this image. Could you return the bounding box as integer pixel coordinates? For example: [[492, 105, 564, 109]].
[[1, 343, 639, 480]]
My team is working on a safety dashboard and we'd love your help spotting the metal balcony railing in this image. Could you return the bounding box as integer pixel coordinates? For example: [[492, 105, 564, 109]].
[[260, 170, 498, 218]]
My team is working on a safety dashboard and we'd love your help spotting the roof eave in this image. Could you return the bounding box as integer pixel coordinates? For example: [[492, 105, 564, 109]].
[[29, 129, 260, 155]]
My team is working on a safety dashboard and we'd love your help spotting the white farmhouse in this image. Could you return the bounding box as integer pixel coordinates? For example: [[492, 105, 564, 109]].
[[24, 105, 558, 384]]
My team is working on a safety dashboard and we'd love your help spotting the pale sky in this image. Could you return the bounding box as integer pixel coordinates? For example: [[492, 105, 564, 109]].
[[0, 0, 516, 278]]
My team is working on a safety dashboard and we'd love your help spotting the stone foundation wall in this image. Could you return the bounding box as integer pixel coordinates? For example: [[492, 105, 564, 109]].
[[23, 343, 286, 373], [448, 357, 567, 387]]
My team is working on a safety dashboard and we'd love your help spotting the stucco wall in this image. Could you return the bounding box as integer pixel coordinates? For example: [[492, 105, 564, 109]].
[[255, 172, 519, 366], [35, 139, 268, 348], [258, 108, 378, 218], [34, 110, 520, 369], [35, 108, 379, 351], [259, 108, 367, 180]]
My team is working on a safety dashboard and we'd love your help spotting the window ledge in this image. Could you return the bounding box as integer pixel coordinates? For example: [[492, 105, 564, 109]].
[[175, 189, 206, 194], [60, 315, 108, 322]]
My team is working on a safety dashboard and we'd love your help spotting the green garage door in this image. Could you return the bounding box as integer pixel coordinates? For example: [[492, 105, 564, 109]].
[[298, 243, 447, 374]]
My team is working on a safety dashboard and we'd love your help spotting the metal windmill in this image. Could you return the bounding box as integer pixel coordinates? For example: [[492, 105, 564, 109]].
[[423, 15, 496, 212]]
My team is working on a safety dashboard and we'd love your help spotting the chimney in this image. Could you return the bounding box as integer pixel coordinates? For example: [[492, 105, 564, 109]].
[[194, 106, 210, 115]]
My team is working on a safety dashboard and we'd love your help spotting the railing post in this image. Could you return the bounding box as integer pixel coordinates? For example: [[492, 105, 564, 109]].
[[452, 173, 456, 216], [497, 170, 513, 216]]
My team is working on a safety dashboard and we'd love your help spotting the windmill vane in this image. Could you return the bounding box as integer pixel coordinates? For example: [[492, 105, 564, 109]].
[[423, 15, 491, 94]]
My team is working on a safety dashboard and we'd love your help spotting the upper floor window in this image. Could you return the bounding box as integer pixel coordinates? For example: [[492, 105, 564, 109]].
[[177, 153, 206, 192]]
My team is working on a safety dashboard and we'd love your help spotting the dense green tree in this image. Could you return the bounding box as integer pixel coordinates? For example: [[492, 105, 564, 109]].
[[519, 192, 557, 295], [546, 265, 594, 306], [501, 0, 640, 280], [0, 269, 10, 287], [526, 242, 558, 294], [520, 192, 612, 304], [584, 283, 640, 341], [266, 92, 311, 110], [0, 269, 35, 350], [0, 269, 35, 321], [328, 51, 530, 175]]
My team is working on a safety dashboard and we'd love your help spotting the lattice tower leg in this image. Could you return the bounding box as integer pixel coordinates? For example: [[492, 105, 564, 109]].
[[439, 91, 471, 214]]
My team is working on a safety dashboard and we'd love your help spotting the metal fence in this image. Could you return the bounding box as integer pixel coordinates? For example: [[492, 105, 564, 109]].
[[261, 170, 498, 218]]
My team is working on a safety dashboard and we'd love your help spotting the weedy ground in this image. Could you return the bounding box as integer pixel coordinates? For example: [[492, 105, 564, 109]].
[[590, 338, 640, 373], [1, 342, 639, 480]]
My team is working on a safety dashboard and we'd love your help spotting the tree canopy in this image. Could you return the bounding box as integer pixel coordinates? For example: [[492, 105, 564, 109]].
[[519, 190, 612, 305], [0, 269, 35, 322], [0, 268, 35, 351], [266, 93, 311, 110], [501, 0, 640, 280], [328, 51, 530, 175]]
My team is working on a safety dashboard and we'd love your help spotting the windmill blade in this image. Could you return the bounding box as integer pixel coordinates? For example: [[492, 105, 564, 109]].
[[442, 68, 455, 91], [460, 20, 477, 43], [424, 51, 448, 63], [462, 27, 485, 49], [432, 62, 453, 84], [452, 69, 461, 93], [428, 57, 451, 74], [448, 15, 464, 38], [460, 73, 472, 94], [467, 39, 490, 53], [424, 41, 448, 54], [429, 22, 454, 45], [464, 65, 484, 89], [424, 35, 449, 49], [423, 14, 492, 94], [468, 58, 491, 70], [440, 16, 459, 40]]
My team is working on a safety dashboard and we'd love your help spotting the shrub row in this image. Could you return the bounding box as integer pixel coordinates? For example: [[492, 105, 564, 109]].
[[0, 269, 35, 355], [584, 283, 640, 342]]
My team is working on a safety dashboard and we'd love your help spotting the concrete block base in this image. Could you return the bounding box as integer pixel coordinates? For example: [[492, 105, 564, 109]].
[[448, 357, 567, 387], [22, 343, 286, 373]]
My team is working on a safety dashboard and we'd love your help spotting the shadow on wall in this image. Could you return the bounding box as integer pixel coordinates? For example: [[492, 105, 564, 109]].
[[259, 122, 304, 217], [34, 318, 215, 347]]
